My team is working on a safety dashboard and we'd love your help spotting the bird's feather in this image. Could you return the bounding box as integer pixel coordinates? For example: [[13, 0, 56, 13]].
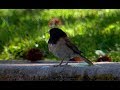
[[64, 37, 83, 54], [64, 37, 93, 65]]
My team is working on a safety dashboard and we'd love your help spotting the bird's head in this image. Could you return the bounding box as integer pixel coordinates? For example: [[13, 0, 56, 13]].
[[49, 28, 67, 38], [48, 28, 67, 44], [48, 18, 66, 44]]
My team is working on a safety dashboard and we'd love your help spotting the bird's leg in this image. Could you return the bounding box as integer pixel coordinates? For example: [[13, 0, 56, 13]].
[[60, 59, 70, 66], [59, 59, 64, 66], [53, 59, 64, 67], [65, 60, 69, 65]]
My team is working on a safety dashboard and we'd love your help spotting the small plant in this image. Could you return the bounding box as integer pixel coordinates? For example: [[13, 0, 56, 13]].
[[23, 48, 44, 62], [95, 50, 111, 62], [48, 17, 62, 28]]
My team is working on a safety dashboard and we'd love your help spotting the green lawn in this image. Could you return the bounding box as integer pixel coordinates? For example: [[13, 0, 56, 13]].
[[0, 9, 120, 62]]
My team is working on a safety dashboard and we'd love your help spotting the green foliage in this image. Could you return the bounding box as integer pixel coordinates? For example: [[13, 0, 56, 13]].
[[0, 9, 120, 61]]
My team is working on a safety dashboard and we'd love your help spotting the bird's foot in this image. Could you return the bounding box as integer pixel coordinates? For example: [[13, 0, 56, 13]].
[[53, 65, 61, 67], [53, 64, 70, 67]]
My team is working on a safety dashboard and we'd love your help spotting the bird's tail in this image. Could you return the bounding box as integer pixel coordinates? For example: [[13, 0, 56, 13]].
[[80, 54, 94, 66]]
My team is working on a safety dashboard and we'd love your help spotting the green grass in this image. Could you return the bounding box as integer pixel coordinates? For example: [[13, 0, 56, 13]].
[[0, 9, 120, 62]]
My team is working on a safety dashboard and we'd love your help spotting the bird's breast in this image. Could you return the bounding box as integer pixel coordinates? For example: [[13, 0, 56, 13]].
[[48, 42, 79, 59]]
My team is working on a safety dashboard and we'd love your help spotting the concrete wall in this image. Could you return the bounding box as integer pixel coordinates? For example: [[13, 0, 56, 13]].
[[0, 60, 120, 81]]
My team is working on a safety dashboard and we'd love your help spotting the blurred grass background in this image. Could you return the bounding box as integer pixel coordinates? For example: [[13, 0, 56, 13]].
[[0, 9, 120, 62]]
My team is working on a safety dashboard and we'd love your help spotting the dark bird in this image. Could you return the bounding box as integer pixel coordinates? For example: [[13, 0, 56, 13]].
[[48, 28, 94, 66]]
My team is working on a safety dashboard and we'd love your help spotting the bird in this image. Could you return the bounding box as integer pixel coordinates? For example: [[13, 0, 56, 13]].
[[48, 28, 94, 66], [48, 18, 93, 66]]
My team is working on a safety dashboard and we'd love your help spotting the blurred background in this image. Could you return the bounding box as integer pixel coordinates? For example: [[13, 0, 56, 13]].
[[0, 9, 120, 62]]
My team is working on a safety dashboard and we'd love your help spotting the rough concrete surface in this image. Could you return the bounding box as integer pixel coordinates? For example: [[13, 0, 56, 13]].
[[0, 60, 120, 81]]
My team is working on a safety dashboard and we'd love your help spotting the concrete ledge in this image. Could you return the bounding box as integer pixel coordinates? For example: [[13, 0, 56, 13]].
[[0, 60, 120, 81]]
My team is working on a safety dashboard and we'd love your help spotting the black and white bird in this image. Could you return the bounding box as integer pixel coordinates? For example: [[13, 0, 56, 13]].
[[48, 18, 93, 66]]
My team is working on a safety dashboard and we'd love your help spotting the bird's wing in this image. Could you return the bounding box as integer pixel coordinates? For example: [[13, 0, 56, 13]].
[[64, 37, 83, 54], [64, 37, 93, 66], [64, 37, 93, 65]]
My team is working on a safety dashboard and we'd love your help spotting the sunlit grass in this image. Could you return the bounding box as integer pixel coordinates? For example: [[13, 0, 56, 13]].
[[0, 9, 120, 61]]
